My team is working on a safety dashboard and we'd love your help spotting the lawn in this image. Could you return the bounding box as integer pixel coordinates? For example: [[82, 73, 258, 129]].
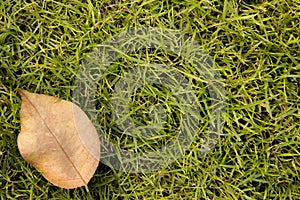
[[0, 0, 300, 199]]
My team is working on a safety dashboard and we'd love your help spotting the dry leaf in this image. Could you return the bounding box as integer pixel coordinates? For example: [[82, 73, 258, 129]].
[[17, 90, 100, 190]]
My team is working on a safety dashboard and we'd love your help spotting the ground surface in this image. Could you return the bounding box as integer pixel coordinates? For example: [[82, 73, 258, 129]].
[[0, 0, 300, 199]]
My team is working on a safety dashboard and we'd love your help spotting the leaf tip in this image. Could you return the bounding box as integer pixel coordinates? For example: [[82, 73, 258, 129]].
[[18, 89, 31, 99], [18, 89, 26, 96]]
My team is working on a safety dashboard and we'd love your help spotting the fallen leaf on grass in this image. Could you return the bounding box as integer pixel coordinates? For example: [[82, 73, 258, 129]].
[[17, 90, 100, 190]]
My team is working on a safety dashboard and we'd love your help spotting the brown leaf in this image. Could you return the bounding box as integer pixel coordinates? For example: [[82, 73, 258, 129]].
[[17, 90, 100, 190]]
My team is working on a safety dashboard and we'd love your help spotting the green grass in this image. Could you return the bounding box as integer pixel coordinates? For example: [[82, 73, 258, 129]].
[[1, 0, 300, 199]]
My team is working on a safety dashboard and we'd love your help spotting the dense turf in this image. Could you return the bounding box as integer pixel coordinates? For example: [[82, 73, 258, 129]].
[[1, 0, 300, 199]]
